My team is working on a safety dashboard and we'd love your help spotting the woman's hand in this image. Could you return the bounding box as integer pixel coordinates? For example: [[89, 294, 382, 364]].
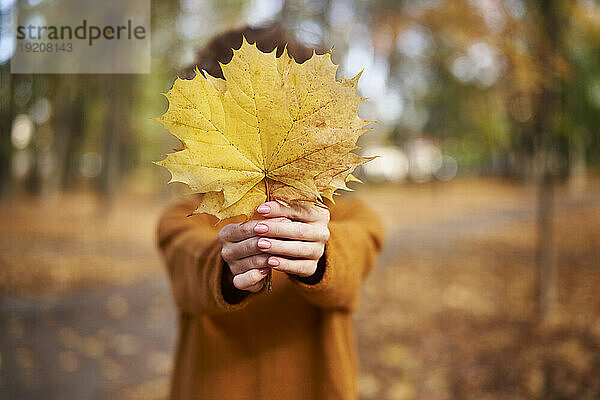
[[253, 201, 330, 278], [217, 218, 287, 293], [217, 202, 330, 293]]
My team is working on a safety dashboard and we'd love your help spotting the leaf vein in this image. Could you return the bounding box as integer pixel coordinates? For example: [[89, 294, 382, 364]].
[[173, 84, 261, 171]]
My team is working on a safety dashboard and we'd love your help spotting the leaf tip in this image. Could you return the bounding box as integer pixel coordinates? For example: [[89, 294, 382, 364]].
[[346, 174, 363, 184], [193, 66, 204, 78], [351, 69, 363, 85], [280, 42, 290, 58]]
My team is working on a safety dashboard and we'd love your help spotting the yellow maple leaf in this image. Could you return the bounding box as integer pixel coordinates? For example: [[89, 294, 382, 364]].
[[155, 38, 374, 220]]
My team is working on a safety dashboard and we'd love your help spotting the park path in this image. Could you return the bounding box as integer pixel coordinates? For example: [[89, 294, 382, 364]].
[[1, 183, 599, 400], [378, 186, 600, 264]]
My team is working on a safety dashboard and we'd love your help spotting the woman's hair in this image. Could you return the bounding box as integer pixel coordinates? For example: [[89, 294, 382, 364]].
[[180, 24, 317, 79]]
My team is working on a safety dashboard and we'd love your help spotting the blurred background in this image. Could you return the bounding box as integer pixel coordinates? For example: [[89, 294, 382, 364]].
[[1, 0, 600, 399]]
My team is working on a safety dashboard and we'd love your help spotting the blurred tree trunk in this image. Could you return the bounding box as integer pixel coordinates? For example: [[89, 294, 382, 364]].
[[534, 102, 556, 318], [0, 64, 13, 198], [569, 130, 586, 195], [97, 75, 132, 211], [567, 58, 588, 195], [50, 75, 83, 193], [533, 0, 564, 319], [98, 77, 120, 210]]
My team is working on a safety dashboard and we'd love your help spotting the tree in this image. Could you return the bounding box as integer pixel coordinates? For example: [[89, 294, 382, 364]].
[[367, 0, 600, 318]]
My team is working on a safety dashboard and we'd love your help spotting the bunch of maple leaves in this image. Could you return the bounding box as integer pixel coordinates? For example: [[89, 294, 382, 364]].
[[155, 38, 373, 221]]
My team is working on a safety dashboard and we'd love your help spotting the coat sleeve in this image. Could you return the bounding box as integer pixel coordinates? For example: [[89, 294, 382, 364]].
[[291, 199, 384, 311], [156, 197, 255, 315]]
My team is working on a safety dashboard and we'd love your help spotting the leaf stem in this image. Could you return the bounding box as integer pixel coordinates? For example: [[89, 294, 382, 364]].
[[265, 177, 273, 293]]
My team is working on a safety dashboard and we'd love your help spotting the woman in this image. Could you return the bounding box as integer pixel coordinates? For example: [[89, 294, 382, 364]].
[[157, 25, 383, 400]]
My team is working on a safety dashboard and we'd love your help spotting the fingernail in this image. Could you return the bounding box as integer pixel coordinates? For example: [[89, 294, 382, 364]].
[[259, 268, 269, 275], [254, 223, 268, 234], [257, 204, 270, 214], [268, 258, 280, 267], [257, 239, 271, 249]]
